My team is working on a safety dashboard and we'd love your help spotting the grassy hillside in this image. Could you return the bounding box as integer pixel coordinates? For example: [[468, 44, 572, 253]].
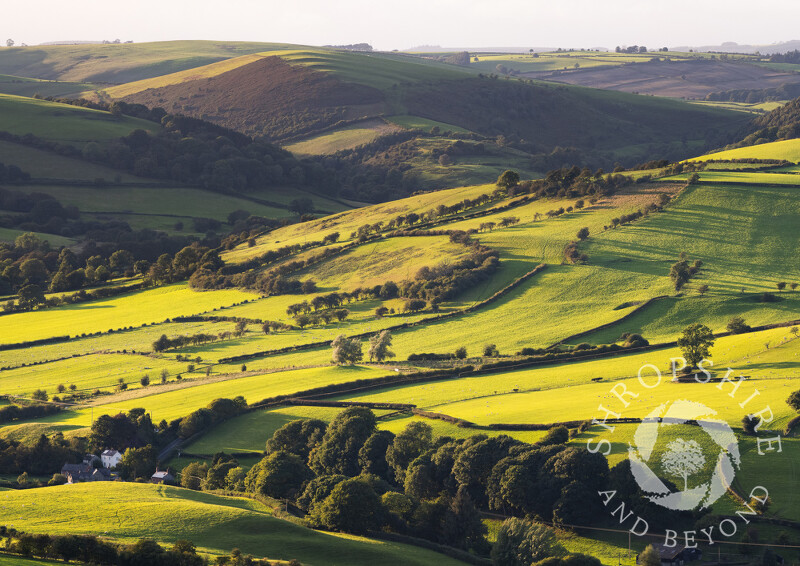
[[0, 483, 468, 565], [0, 93, 159, 145], [0, 41, 298, 83], [690, 137, 800, 162]]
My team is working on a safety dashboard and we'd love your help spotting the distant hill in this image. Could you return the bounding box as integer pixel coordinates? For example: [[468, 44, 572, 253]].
[[672, 40, 800, 54]]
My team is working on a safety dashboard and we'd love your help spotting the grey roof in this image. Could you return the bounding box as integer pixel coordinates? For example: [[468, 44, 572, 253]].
[[101, 449, 122, 457]]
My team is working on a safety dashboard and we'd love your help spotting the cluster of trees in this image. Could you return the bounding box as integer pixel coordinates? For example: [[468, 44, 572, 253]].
[[0, 530, 271, 566], [176, 407, 660, 559], [512, 166, 633, 200], [0, 162, 30, 183], [615, 45, 650, 53], [0, 402, 61, 424], [768, 49, 800, 64], [705, 83, 800, 104], [152, 330, 237, 352], [669, 253, 703, 291], [3, 107, 335, 196], [732, 97, 800, 149], [0, 433, 84, 475]]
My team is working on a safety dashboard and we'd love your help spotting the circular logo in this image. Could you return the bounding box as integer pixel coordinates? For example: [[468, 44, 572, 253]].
[[628, 399, 741, 511]]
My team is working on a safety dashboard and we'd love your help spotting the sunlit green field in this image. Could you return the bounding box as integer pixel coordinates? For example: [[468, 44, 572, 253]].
[[0, 483, 467, 566], [339, 327, 800, 427], [0, 353, 188, 397], [690, 138, 800, 163], [0, 93, 159, 145], [221, 182, 501, 262], [0, 283, 254, 345]]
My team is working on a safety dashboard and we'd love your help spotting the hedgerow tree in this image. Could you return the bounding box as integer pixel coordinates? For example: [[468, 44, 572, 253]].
[[727, 316, 751, 334], [368, 330, 395, 362], [576, 227, 589, 240], [309, 407, 377, 476], [245, 450, 313, 500], [310, 477, 382, 534], [787, 390, 800, 412], [491, 518, 564, 566], [777, 282, 787, 292], [677, 323, 715, 367], [386, 421, 433, 484], [496, 170, 520, 190], [331, 335, 363, 365]]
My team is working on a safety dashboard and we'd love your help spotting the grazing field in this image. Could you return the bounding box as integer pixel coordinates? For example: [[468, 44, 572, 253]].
[[386, 114, 472, 134], [0, 73, 96, 98], [0, 139, 143, 181], [0, 227, 74, 246], [0, 283, 253, 345], [221, 182, 501, 262], [284, 119, 398, 155], [690, 137, 800, 162], [0, 353, 187, 397], [0, 94, 159, 145], [338, 327, 799, 426], [665, 170, 800, 184], [0, 483, 468, 565], [0, 41, 296, 83]]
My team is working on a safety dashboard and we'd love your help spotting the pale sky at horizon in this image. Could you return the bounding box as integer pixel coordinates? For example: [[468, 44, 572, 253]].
[[3, 0, 799, 52]]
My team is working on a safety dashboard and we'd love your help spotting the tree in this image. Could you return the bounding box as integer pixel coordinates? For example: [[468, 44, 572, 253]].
[[669, 260, 690, 291], [791, 283, 798, 292], [386, 421, 433, 484], [639, 545, 662, 566], [677, 323, 715, 367], [180, 461, 209, 490], [358, 430, 395, 480], [245, 450, 313, 500], [787, 389, 800, 412], [6, 39, 14, 47], [375, 306, 389, 318], [18, 284, 45, 309], [742, 415, 758, 435], [140, 374, 150, 387], [288, 197, 314, 216], [791, 326, 799, 338], [331, 335, 363, 365], [119, 445, 157, 480], [443, 485, 487, 550], [310, 478, 382, 534], [661, 439, 705, 490], [266, 418, 327, 460], [491, 518, 564, 566], [576, 227, 589, 241], [698, 284, 709, 296], [727, 316, 751, 334], [455, 347, 467, 359], [777, 282, 787, 293], [309, 407, 377, 476], [483, 344, 499, 357], [497, 170, 520, 190], [31, 389, 48, 401], [368, 330, 395, 362]]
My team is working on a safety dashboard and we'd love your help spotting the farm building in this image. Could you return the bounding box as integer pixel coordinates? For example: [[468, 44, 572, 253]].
[[61, 463, 111, 484], [637, 545, 700, 566], [151, 470, 175, 484], [101, 449, 123, 469]]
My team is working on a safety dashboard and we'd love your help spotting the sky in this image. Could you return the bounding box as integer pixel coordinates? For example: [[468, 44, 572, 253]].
[[3, 0, 799, 51]]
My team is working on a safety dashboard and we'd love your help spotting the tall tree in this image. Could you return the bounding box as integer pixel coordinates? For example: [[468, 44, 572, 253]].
[[677, 323, 715, 367]]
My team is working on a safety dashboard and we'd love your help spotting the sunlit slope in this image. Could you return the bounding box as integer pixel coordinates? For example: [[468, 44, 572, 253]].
[[0, 93, 159, 144], [0, 41, 297, 83], [689, 137, 800, 162], [0, 483, 468, 566]]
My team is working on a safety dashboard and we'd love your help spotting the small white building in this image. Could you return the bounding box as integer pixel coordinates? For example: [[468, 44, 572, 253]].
[[101, 449, 123, 469]]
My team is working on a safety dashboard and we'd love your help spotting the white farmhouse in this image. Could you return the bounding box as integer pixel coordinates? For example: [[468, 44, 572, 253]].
[[101, 449, 123, 469]]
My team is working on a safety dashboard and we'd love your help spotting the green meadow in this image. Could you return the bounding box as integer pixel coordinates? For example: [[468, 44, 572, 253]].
[[0, 483, 467, 565], [0, 283, 253, 345], [0, 93, 159, 145]]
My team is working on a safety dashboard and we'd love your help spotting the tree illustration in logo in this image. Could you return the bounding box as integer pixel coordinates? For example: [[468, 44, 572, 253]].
[[661, 438, 706, 491]]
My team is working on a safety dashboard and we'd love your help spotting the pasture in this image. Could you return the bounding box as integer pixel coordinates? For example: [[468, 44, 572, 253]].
[[0, 94, 159, 145], [0, 483, 467, 566], [690, 138, 800, 162], [0, 283, 253, 345]]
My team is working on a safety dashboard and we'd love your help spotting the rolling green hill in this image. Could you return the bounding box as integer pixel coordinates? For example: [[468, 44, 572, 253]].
[[0, 483, 468, 565], [0, 93, 159, 145]]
